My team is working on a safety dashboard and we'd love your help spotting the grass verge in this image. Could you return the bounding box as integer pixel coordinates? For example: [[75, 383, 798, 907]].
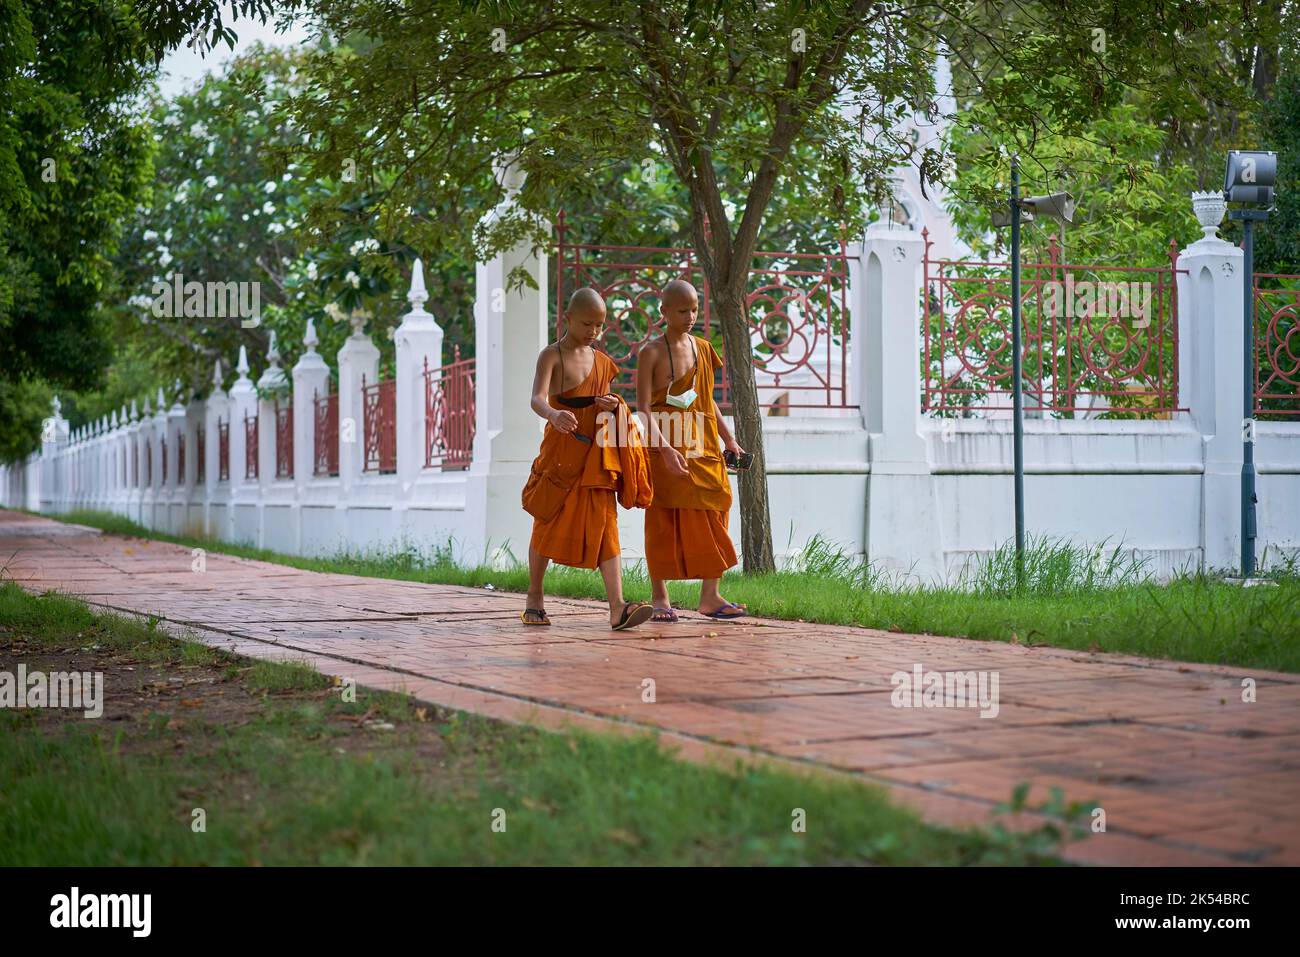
[[0, 581, 1078, 865]]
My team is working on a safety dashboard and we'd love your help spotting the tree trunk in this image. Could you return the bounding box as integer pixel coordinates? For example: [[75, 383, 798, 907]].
[[710, 281, 776, 574]]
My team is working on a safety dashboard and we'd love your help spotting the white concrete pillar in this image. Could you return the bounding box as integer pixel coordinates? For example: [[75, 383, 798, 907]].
[[293, 318, 331, 488], [257, 331, 289, 487], [857, 221, 945, 581], [336, 312, 380, 493], [1178, 204, 1245, 571], [39, 396, 69, 511], [395, 259, 444, 492], [469, 154, 548, 564], [229, 346, 257, 487]]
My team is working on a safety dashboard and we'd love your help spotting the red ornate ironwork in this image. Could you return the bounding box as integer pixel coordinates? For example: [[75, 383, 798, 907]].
[[177, 433, 185, 483], [554, 210, 852, 410], [244, 413, 258, 479], [275, 401, 293, 479], [921, 230, 1184, 416], [196, 425, 205, 483], [362, 374, 396, 473], [218, 419, 229, 482], [1253, 274, 1300, 418], [314, 387, 339, 477], [161, 436, 168, 483], [423, 348, 476, 470]]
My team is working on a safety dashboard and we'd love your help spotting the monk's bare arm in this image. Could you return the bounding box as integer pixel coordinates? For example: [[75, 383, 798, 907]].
[[635, 341, 668, 447], [530, 348, 576, 433], [710, 362, 743, 453]]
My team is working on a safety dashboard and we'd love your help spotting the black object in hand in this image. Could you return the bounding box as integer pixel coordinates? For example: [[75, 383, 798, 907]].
[[723, 449, 753, 471]]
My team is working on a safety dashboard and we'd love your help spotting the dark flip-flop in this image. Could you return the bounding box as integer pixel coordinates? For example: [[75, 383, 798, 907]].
[[521, 608, 551, 626], [650, 607, 679, 623], [700, 602, 747, 620], [611, 602, 654, 631]]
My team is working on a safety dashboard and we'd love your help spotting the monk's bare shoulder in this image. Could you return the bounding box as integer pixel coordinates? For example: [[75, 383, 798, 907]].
[[533, 343, 560, 390]]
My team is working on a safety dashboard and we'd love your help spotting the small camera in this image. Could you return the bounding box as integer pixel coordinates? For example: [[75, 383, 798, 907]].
[[723, 449, 753, 471]]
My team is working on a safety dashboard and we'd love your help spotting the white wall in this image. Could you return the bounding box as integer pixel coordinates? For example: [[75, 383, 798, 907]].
[[5, 200, 1298, 585]]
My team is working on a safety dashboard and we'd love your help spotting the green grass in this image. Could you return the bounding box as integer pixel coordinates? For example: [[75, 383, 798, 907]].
[[35, 508, 1300, 674], [0, 582, 1076, 865]]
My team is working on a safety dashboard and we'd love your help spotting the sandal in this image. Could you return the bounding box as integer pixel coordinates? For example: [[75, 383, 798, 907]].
[[699, 602, 747, 620], [650, 607, 679, 623], [521, 608, 551, 626], [611, 601, 654, 631]]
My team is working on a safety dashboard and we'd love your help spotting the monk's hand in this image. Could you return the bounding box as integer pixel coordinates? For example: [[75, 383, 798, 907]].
[[549, 409, 579, 433], [725, 438, 745, 456], [593, 393, 619, 412], [660, 445, 690, 477]]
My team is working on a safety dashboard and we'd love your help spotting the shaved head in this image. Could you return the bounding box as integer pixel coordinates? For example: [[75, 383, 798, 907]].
[[661, 279, 698, 309], [567, 287, 606, 318]]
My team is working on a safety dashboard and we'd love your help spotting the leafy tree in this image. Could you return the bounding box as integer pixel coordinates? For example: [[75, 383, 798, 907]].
[[282, 0, 1258, 572]]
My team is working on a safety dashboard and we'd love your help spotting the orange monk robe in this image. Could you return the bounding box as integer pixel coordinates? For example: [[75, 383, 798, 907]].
[[522, 352, 649, 569], [644, 335, 738, 580]]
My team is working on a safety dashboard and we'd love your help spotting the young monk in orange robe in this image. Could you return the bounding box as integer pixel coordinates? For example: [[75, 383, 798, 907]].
[[636, 279, 746, 621], [520, 287, 654, 631]]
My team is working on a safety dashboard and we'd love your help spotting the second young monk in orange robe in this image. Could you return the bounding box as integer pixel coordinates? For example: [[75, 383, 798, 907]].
[[520, 287, 654, 631], [636, 279, 746, 621]]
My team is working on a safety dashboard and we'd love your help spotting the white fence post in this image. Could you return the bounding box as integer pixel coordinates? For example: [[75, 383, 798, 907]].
[[855, 220, 946, 582], [394, 259, 444, 494], [468, 154, 547, 565], [1178, 200, 1246, 571], [336, 313, 380, 494], [293, 318, 330, 490]]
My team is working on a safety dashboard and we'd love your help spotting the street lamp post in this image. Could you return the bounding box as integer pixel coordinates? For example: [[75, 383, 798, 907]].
[[996, 156, 1075, 588], [1224, 149, 1277, 579]]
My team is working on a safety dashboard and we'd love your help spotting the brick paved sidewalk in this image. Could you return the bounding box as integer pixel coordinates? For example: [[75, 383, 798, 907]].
[[3, 509, 1297, 865]]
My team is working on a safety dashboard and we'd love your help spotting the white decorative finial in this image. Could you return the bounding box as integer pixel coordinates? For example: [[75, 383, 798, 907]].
[[213, 358, 224, 386], [236, 344, 250, 376], [267, 330, 280, 366], [156, 385, 165, 407], [130, 398, 138, 421], [1191, 191, 1227, 243], [111, 409, 119, 428], [493, 151, 525, 198], [143, 396, 152, 416], [408, 259, 428, 309], [303, 317, 319, 353], [52, 395, 61, 416]]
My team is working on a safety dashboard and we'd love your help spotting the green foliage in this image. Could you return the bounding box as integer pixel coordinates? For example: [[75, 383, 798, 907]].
[[947, 99, 1199, 266], [1255, 69, 1300, 275], [0, 1, 155, 442]]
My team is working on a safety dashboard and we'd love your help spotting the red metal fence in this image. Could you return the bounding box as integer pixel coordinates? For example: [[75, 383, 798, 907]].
[[423, 348, 476, 470], [218, 419, 229, 481], [554, 210, 852, 410], [362, 375, 396, 473], [145, 441, 151, 485], [196, 425, 205, 483], [244, 413, 258, 479], [177, 433, 185, 483], [1253, 274, 1300, 418], [161, 437, 168, 482], [275, 401, 293, 479], [314, 387, 339, 477], [922, 230, 1184, 417]]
